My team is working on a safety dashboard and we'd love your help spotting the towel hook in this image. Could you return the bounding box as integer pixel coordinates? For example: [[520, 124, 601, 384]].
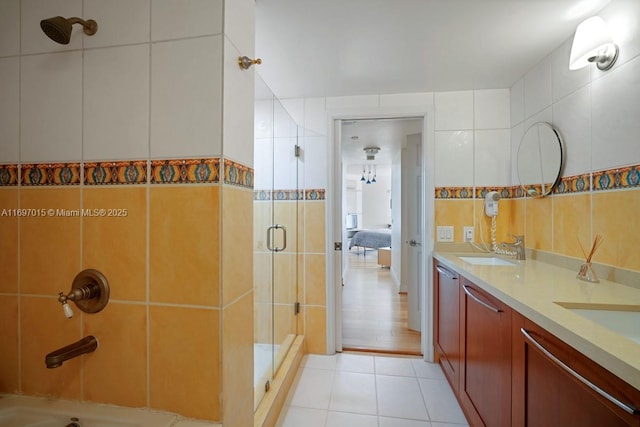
[[238, 56, 262, 70]]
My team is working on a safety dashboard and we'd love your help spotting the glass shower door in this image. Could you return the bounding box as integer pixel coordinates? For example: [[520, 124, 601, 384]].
[[253, 76, 299, 409]]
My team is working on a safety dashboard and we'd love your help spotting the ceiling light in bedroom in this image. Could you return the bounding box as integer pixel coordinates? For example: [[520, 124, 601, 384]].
[[364, 146, 380, 160]]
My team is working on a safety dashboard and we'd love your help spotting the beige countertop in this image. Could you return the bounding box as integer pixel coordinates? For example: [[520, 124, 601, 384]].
[[433, 251, 640, 391]]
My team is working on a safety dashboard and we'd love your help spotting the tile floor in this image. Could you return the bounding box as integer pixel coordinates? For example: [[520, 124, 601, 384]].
[[276, 353, 469, 427]]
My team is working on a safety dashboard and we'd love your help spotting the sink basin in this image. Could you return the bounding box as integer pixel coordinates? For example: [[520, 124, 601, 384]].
[[555, 302, 640, 344], [458, 256, 516, 266]]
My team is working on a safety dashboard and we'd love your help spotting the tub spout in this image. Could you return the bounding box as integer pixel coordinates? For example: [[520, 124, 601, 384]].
[[45, 336, 98, 369]]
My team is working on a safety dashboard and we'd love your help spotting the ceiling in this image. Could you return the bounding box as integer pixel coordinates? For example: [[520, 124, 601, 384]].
[[255, 0, 611, 99], [341, 118, 423, 174]]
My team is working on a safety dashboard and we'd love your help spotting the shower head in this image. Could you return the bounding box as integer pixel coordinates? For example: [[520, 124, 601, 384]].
[[40, 16, 98, 45]]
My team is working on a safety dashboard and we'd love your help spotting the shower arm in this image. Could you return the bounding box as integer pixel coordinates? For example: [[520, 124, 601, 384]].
[[67, 17, 98, 35]]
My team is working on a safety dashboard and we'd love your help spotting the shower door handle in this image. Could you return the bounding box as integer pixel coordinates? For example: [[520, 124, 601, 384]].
[[267, 224, 287, 252]]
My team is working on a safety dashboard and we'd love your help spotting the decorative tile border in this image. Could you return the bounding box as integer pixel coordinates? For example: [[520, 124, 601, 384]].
[[435, 165, 640, 198], [151, 158, 220, 184], [554, 173, 591, 194], [253, 189, 325, 201], [223, 159, 253, 188], [0, 165, 19, 186], [305, 189, 326, 200], [593, 165, 640, 191], [22, 163, 81, 186], [85, 161, 147, 185], [435, 187, 474, 199]]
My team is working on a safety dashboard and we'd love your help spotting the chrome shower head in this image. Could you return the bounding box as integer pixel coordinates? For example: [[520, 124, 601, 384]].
[[40, 16, 98, 45]]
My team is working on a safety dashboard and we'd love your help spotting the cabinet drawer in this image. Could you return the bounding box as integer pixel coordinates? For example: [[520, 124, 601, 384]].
[[512, 312, 640, 427]]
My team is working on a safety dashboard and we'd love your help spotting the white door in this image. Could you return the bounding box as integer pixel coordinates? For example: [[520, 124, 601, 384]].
[[403, 133, 423, 331]]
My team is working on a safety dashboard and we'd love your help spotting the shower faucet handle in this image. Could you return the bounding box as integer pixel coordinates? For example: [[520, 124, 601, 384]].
[[58, 292, 74, 318]]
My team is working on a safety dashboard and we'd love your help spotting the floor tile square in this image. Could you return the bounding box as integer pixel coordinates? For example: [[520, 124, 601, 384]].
[[329, 371, 377, 415], [376, 375, 428, 420], [418, 378, 467, 424], [325, 411, 378, 427], [276, 405, 327, 427], [288, 367, 334, 409], [374, 356, 417, 377]]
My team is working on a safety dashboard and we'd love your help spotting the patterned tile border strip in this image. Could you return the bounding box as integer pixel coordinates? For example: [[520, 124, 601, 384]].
[[223, 159, 253, 188], [0, 165, 19, 186], [435, 166, 640, 198], [253, 189, 326, 201], [151, 158, 220, 184], [22, 163, 81, 186], [592, 165, 640, 191], [85, 161, 147, 185]]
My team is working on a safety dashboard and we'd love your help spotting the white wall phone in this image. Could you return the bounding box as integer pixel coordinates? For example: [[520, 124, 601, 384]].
[[484, 191, 500, 217]]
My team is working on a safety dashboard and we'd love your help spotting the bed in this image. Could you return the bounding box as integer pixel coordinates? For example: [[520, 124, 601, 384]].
[[348, 229, 392, 250]]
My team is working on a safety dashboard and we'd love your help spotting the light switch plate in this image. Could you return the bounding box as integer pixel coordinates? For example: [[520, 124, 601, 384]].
[[437, 226, 454, 242]]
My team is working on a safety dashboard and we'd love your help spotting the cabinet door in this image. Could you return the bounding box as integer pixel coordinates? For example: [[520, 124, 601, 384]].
[[434, 263, 461, 391], [459, 278, 512, 427], [512, 312, 640, 427]]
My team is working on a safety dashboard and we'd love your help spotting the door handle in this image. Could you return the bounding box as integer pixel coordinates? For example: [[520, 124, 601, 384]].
[[407, 239, 421, 246], [267, 224, 287, 252]]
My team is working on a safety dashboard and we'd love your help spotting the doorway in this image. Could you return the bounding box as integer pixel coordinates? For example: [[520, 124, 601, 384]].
[[339, 118, 424, 355]]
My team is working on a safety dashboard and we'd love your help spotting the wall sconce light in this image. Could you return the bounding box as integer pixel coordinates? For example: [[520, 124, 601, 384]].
[[569, 16, 619, 71]]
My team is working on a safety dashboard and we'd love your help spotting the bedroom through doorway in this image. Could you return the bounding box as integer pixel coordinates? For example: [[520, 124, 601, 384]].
[[341, 117, 423, 355]]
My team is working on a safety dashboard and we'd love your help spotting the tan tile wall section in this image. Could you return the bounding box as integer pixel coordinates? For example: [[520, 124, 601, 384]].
[[253, 199, 327, 354], [434, 188, 640, 272], [0, 183, 256, 422]]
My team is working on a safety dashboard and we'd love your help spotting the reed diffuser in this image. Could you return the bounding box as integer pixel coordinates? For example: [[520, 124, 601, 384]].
[[577, 235, 603, 283]]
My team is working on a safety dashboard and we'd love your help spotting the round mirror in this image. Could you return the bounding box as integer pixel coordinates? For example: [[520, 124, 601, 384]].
[[517, 122, 564, 197]]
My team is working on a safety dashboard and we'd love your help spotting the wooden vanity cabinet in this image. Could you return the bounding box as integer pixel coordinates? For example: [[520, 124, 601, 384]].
[[434, 262, 461, 390], [459, 277, 512, 427], [512, 312, 640, 427]]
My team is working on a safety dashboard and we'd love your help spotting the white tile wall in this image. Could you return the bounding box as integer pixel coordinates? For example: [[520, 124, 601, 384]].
[[0, 0, 20, 57], [435, 91, 473, 131], [21, 51, 82, 162], [551, 38, 590, 103], [474, 89, 510, 130], [280, 98, 304, 129], [21, 0, 83, 55], [594, 0, 640, 79], [524, 57, 551, 119], [151, 0, 223, 41], [223, 36, 254, 167], [511, 0, 640, 180], [302, 136, 328, 190], [0, 57, 19, 163], [510, 122, 524, 185], [83, 44, 150, 161], [326, 95, 380, 110], [552, 85, 591, 177], [253, 137, 273, 190], [84, 0, 150, 48], [524, 106, 552, 131], [224, 0, 255, 56], [150, 36, 223, 158], [474, 130, 511, 187], [303, 97, 327, 136], [272, 137, 298, 190], [510, 78, 524, 127], [591, 56, 640, 170], [379, 92, 434, 108], [434, 131, 473, 187]]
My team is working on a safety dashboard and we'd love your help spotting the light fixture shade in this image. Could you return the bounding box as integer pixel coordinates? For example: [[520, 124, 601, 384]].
[[569, 16, 617, 70]]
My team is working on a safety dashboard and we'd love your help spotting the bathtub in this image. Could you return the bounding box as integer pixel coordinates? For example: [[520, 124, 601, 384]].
[[0, 394, 221, 427]]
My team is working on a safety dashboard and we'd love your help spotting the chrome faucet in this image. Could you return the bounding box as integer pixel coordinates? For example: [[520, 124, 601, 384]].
[[45, 336, 98, 369], [501, 235, 526, 260]]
